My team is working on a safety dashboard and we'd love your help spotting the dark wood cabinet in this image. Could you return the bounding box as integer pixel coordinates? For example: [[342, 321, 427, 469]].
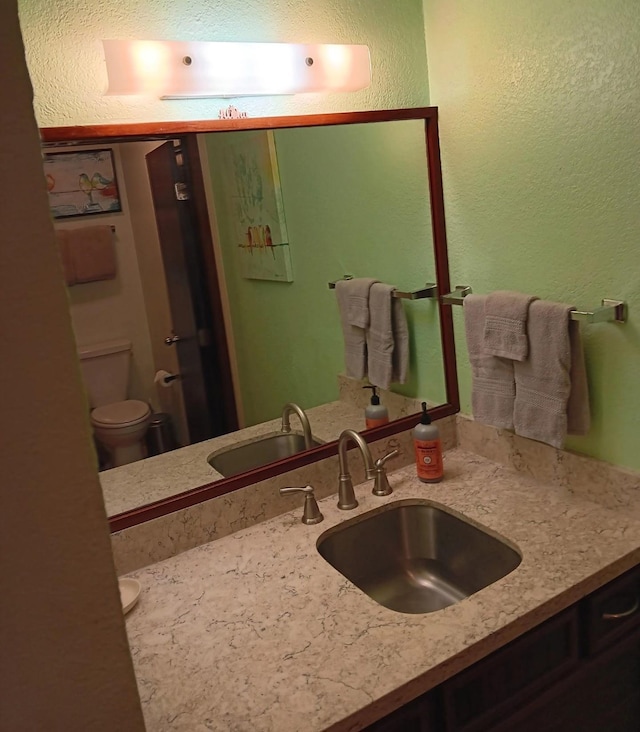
[[488, 633, 640, 732], [365, 564, 640, 732], [367, 695, 437, 732], [583, 566, 640, 655], [442, 608, 580, 731]]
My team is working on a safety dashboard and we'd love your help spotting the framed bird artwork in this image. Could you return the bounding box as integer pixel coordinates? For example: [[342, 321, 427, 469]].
[[43, 148, 122, 219]]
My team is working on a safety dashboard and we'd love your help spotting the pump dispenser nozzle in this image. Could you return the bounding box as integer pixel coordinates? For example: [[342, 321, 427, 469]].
[[420, 401, 431, 424], [363, 385, 380, 405]]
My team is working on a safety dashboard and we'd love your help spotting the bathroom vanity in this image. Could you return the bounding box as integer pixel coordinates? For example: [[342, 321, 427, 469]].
[[371, 567, 640, 731], [122, 448, 640, 731]]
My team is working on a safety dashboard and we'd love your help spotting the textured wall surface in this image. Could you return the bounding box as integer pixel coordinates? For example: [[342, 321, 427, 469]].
[[424, 0, 640, 470], [205, 121, 445, 426], [18, 0, 429, 126], [1, 2, 144, 729]]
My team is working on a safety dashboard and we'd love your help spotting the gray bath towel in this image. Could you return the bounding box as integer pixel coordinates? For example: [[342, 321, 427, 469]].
[[335, 278, 378, 379], [464, 294, 516, 430], [514, 300, 590, 448], [346, 277, 379, 329], [483, 290, 538, 361], [367, 283, 409, 389], [567, 319, 591, 436]]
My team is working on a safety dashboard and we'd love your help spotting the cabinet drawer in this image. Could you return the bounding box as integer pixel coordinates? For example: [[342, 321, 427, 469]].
[[442, 607, 579, 732], [583, 565, 640, 655]]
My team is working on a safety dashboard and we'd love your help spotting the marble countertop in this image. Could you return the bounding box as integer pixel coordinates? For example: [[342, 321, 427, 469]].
[[101, 400, 365, 517], [124, 448, 640, 731]]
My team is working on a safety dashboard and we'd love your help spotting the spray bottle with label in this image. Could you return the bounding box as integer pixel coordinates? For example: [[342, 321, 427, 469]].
[[413, 402, 443, 483], [363, 385, 389, 429]]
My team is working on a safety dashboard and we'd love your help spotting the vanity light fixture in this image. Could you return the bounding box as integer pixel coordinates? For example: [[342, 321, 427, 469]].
[[102, 40, 371, 98]]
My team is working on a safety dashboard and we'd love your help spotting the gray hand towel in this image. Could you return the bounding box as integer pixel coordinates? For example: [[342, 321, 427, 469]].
[[391, 295, 409, 386], [346, 277, 379, 329], [567, 319, 591, 436], [514, 300, 585, 448], [464, 294, 515, 430], [483, 290, 538, 360], [367, 283, 409, 389], [335, 278, 377, 379]]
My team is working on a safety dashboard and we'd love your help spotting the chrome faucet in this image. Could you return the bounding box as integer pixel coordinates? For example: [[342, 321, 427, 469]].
[[281, 402, 313, 449], [337, 429, 377, 510]]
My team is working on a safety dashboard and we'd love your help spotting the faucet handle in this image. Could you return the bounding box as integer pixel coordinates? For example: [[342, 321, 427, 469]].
[[279, 485, 324, 525], [376, 449, 399, 469], [372, 449, 399, 497]]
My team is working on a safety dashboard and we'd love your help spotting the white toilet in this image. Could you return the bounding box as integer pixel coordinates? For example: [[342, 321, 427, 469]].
[[77, 339, 152, 468]]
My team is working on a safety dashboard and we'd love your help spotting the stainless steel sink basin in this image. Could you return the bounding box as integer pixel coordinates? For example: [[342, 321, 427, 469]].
[[317, 500, 521, 614], [207, 432, 323, 477]]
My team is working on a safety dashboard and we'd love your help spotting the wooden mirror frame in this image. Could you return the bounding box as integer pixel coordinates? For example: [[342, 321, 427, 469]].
[[41, 106, 459, 532]]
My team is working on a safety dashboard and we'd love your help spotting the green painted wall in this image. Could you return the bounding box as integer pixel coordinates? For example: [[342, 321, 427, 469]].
[[205, 121, 446, 426], [424, 0, 640, 470], [18, 0, 429, 126]]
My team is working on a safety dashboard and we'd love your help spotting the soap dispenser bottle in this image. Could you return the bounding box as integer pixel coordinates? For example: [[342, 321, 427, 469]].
[[413, 402, 443, 483], [363, 385, 389, 429]]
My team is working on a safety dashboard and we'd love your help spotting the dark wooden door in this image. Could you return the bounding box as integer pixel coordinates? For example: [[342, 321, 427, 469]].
[[146, 140, 234, 443]]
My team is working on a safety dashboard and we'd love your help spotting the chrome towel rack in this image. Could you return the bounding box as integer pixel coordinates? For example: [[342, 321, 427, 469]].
[[441, 285, 628, 323], [328, 275, 438, 301]]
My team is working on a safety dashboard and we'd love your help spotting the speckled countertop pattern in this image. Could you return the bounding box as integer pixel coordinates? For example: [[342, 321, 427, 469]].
[[124, 448, 640, 732]]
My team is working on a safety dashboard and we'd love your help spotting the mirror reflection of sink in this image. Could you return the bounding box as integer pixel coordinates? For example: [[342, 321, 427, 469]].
[[207, 433, 324, 478], [317, 500, 521, 614]]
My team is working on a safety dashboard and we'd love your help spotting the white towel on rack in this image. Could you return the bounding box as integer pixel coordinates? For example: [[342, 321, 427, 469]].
[[464, 294, 515, 430], [513, 300, 590, 448], [367, 283, 409, 389], [335, 278, 378, 379], [483, 290, 538, 360]]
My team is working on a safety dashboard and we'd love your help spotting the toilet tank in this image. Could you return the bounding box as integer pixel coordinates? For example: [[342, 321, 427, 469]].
[[77, 339, 132, 408]]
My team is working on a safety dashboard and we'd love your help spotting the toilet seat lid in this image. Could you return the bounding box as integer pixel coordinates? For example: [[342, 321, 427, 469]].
[[92, 400, 150, 427]]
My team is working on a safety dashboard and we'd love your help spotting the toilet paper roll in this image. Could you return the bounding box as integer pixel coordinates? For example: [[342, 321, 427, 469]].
[[154, 370, 178, 388]]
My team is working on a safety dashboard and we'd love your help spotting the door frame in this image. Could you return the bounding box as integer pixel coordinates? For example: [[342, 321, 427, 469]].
[[180, 135, 239, 434], [144, 138, 239, 441]]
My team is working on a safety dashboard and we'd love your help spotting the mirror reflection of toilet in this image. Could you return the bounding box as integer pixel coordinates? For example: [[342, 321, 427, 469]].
[[77, 339, 151, 468]]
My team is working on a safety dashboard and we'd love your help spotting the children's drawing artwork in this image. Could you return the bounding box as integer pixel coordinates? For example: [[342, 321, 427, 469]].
[[44, 149, 122, 219], [223, 131, 293, 282]]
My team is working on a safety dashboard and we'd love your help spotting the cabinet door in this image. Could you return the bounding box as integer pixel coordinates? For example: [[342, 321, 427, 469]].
[[487, 633, 640, 732], [442, 608, 579, 731], [366, 694, 437, 732], [583, 565, 640, 655]]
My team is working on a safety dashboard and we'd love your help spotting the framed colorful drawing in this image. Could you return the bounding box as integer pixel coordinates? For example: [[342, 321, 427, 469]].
[[43, 148, 122, 219], [221, 130, 293, 282]]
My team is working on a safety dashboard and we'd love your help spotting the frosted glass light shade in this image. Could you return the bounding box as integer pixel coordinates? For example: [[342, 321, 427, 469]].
[[102, 40, 371, 98]]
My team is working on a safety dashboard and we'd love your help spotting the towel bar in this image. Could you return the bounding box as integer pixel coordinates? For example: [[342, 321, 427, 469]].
[[441, 285, 627, 323], [328, 276, 437, 300], [441, 285, 472, 306], [570, 299, 627, 323]]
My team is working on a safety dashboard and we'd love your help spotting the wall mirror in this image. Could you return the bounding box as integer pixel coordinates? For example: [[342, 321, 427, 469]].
[[41, 108, 458, 531]]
